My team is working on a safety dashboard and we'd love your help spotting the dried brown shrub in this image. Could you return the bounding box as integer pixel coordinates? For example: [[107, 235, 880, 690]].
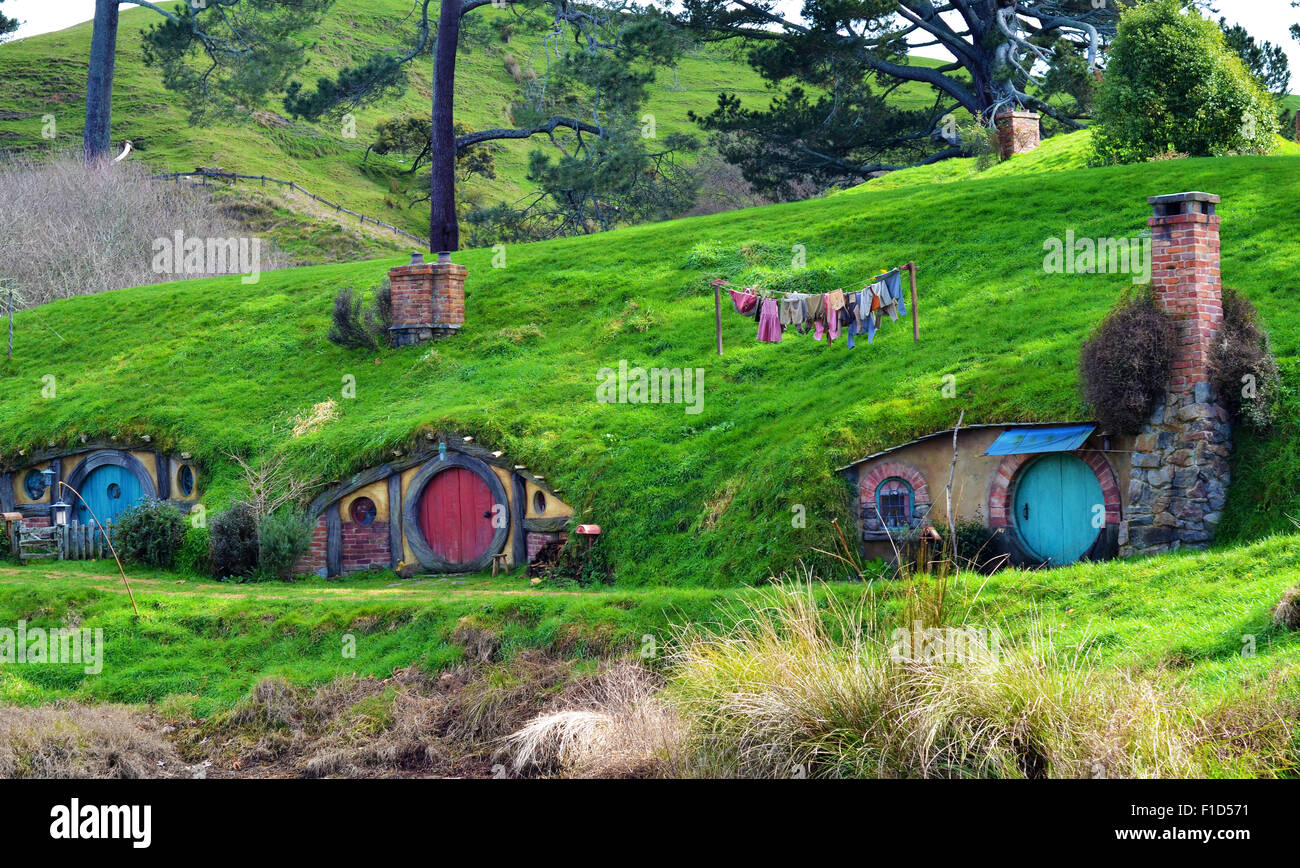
[[1209, 289, 1280, 431], [1079, 292, 1175, 434], [0, 152, 284, 309]]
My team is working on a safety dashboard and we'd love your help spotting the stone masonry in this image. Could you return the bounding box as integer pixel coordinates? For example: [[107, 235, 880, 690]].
[[388, 253, 467, 347], [1120, 192, 1231, 556], [994, 111, 1040, 159]]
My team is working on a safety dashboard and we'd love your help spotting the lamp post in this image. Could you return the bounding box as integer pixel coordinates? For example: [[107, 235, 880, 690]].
[[55, 479, 138, 615]]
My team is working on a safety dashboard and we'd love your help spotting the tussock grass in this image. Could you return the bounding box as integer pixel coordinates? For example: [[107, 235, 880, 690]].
[[502, 661, 685, 778], [663, 580, 1295, 778]]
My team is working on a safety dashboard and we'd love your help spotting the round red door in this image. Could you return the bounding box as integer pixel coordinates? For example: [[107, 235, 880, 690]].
[[418, 467, 496, 565]]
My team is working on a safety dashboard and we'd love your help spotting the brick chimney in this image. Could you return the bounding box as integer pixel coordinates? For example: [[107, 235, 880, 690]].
[[1121, 192, 1231, 557], [387, 253, 466, 347], [994, 111, 1040, 159]]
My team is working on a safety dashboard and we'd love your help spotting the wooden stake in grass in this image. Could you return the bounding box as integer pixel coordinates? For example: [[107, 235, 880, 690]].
[[56, 480, 138, 615]]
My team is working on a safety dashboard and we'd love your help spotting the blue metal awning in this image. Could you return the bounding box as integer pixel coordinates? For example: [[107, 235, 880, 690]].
[[983, 425, 1095, 456]]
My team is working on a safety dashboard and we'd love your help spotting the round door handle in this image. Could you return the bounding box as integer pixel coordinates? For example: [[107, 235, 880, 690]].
[[482, 510, 492, 519]]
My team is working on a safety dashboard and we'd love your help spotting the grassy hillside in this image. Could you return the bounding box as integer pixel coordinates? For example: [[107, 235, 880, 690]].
[[839, 127, 1300, 195], [0, 1, 950, 244], [1, 139, 1298, 585], [4, 528, 1298, 714]]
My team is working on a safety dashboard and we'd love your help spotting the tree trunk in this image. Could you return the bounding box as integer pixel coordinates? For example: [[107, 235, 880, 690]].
[[84, 0, 120, 162], [430, 0, 462, 255]]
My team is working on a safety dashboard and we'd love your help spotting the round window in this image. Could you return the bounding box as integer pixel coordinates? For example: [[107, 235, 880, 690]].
[[107, 483, 122, 500], [179, 464, 195, 496], [24, 470, 47, 500], [350, 497, 377, 526], [533, 490, 547, 514]]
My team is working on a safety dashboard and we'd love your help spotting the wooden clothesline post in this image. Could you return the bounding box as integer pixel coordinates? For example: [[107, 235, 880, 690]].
[[714, 282, 723, 356], [906, 261, 919, 343]]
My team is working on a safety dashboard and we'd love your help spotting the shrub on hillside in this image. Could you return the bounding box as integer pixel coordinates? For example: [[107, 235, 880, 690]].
[[175, 525, 213, 577], [0, 153, 283, 310], [257, 510, 313, 581], [1091, 0, 1278, 165], [114, 499, 186, 569], [210, 503, 260, 579], [1209, 289, 1280, 431], [327, 280, 391, 350], [1079, 293, 1175, 434]]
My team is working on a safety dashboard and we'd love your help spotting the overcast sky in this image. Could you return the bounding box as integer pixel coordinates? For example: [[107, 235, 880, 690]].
[[6, 0, 1300, 76]]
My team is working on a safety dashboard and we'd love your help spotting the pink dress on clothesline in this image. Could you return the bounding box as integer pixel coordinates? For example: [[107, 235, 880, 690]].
[[757, 298, 782, 343]]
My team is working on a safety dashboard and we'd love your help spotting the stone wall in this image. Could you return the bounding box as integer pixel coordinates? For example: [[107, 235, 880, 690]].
[[1121, 192, 1231, 556]]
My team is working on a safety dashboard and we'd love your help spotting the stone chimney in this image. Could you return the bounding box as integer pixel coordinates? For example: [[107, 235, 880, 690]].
[[1121, 192, 1231, 557], [994, 111, 1040, 159], [387, 253, 466, 347]]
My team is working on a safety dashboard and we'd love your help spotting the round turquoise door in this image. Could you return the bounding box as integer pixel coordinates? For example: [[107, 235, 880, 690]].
[[1013, 454, 1103, 565], [78, 464, 145, 526]]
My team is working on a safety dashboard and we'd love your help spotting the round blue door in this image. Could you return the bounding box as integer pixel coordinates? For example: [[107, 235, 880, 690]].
[[78, 464, 145, 526], [1013, 454, 1103, 565]]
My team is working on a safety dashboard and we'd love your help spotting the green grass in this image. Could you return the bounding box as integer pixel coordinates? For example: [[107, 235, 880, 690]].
[[2, 530, 1296, 716], [838, 127, 1300, 196], [3, 139, 1300, 584]]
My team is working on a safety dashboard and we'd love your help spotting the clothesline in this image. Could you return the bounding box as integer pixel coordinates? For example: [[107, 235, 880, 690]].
[[709, 261, 920, 356]]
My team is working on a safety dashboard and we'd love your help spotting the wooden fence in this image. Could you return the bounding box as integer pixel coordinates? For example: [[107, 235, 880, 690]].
[[152, 169, 428, 249], [60, 521, 117, 561]]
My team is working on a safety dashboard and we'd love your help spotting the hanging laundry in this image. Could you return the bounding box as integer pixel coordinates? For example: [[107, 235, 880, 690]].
[[757, 297, 783, 343], [884, 269, 906, 316], [779, 294, 807, 328], [728, 287, 757, 316], [825, 291, 843, 342], [714, 263, 915, 350], [797, 293, 823, 335], [844, 292, 860, 350]]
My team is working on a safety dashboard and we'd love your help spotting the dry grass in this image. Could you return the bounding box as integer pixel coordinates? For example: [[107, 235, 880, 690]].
[[501, 660, 686, 778], [0, 152, 284, 309], [0, 703, 183, 779], [665, 580, 1270, 779], [1273, 586, 1300, 630], [181, 653, 582, 777], [292, 399, 339, 437]]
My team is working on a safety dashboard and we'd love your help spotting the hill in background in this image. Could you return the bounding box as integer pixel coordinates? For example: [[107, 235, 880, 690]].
[[0, 0, 953, 260], [1, 136, 1298, 584]]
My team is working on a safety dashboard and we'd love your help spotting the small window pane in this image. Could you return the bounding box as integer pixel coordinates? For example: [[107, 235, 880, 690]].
[[179, 465, 195, 496], [876, 479, 912, 529]]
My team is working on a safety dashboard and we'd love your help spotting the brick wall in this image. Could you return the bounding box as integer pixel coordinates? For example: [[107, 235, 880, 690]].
[[341, 521, 391, 573], [995, 111, 1040, 159], [387, 255, 466, 347], [527, 531, 567, 561], [295, 516, 328, 575]]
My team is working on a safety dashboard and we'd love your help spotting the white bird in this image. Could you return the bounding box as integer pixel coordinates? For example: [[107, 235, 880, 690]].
[[113, 140, 133, 163]]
